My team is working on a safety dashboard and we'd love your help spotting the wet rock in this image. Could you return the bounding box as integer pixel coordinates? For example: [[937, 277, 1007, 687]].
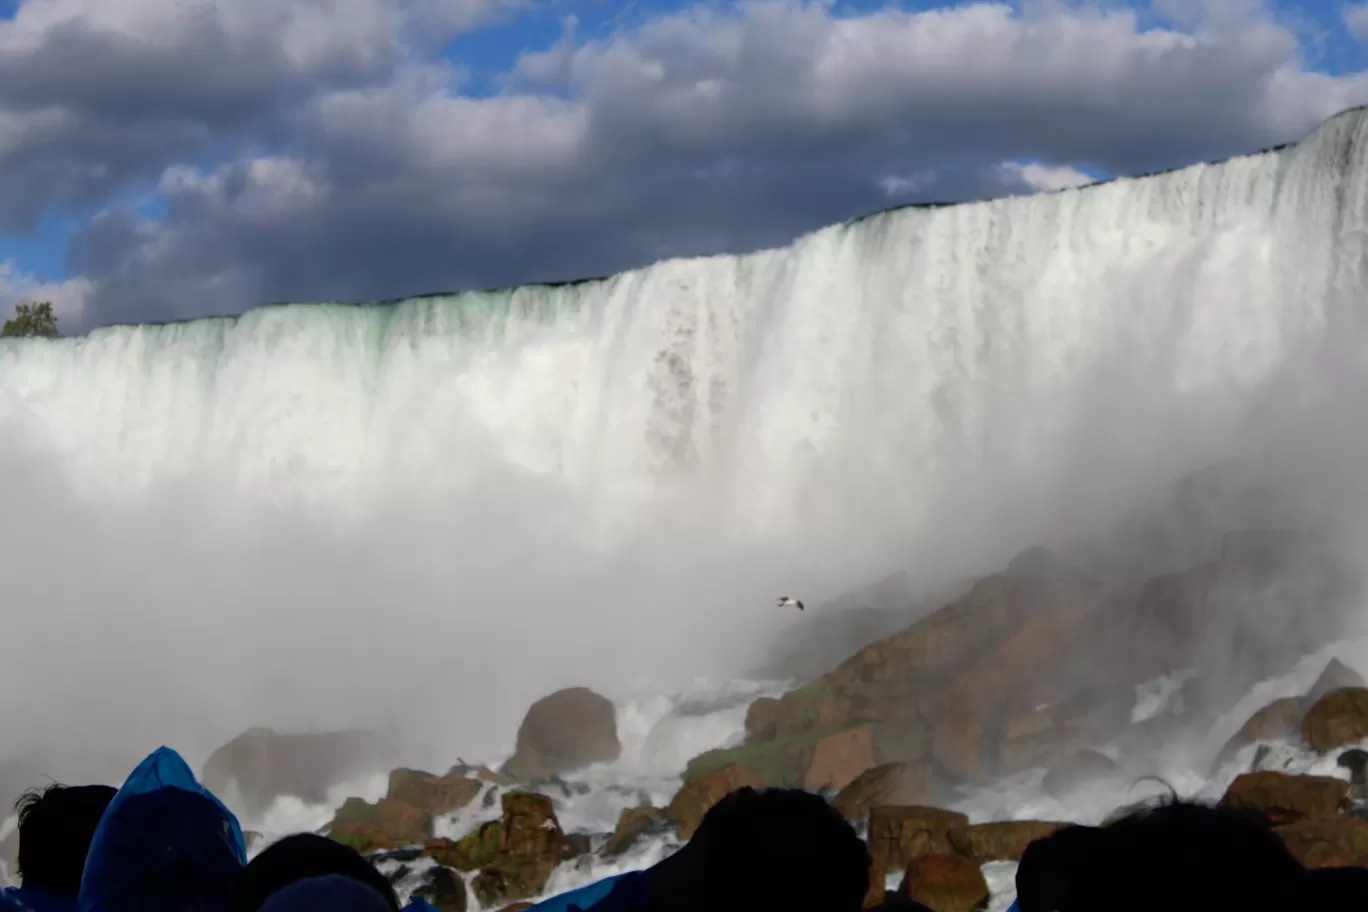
[[799, 726, 879, 790], [833, 763, 946, 822], [1213, 698, 1305, 770], [1219, 772, 1349, 826], [560, 833, 592, 861], [447, 792, 565, 906], [503, 688, 621, 782], [928, 577, 1101, 781], [898, 854, 989, 912], [666, 764, 763, 840], [1302, 688, 1368, 754], [744, 698, 781, 743], [603, 806, 666, 858], [328, 798, 431, 852], [946, 821, 1068, 863], [864, 806, 969, 907], [388, 768, 484, 818], [1277, 818, 1368, 868], [1040, 750, 1121, 800], [203, 727, 393, 818], [411, 866, 467, 912]]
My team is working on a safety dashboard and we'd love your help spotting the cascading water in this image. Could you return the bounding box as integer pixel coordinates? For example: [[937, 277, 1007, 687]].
[[4, 107, 1368, 908]]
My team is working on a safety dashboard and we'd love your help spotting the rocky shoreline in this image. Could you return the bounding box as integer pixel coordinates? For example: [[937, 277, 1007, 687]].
[[192, 462, 1368, 909]]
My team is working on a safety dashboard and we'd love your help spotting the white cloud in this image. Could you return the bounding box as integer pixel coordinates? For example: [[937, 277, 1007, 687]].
[[880, 172, 939, 198], [1345, 2, 1368, 43], [6, 0, 1368, 327], [995, 160, 1096, 193]]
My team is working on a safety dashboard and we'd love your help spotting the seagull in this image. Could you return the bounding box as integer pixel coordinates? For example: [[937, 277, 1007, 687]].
[[777, 596, 805, 611]]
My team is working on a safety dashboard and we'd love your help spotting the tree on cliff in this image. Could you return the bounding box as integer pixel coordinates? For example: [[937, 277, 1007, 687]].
[[1, 301, 59, 338]]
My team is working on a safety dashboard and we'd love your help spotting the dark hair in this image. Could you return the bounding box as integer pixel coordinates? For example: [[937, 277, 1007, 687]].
[[14, 783, 116, 894], [229, 834, 400, 912], [690, 787, 870, 912], [1018, 800, 1305, 912]]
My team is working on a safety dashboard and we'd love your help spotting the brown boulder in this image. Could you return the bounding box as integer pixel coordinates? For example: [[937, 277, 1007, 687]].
[[503, 688, 621, 782], [833, 762, 946, 822], [603, 806, 665, 858], [388, 768, 484, 817], [1220, 772, 1349, 826], [1277, 818, 1368, 868], [864, 806, 969, 907], [898, 854, 989, 912], [745, 698, 781, 743], [449, 791, 565, 906], [800, 727, 878, 791], [328, 797, 430, 852], [947, 821, 1068, 863], [929, 579, 1099, 781], [665, 764, 763, 840], [1213, 698, 1305, 770], [203, 727, 394, 818], [1302, 688, 1368, 754]]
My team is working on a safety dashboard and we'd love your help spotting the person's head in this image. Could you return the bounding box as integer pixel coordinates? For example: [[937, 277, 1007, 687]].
[[649, 787, 870, 912], [13, 784, 117, 895], [230, 834, 399, 912], [256, 875, 394, 912], [1017, 800, 1305, 912]]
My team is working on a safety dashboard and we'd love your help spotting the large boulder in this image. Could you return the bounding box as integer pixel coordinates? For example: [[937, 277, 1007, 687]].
[[327, 797, 431, 853], [665, 765, 763, 840], [503, 688, 621, 782], [202, 728, 393, 818], [1219, 772, 1349, 826], [387, 768, 485, 817], [1302, 688, 1368, 754], [1277, 818, 1368, 868], [946, 821, 1068, 863], [603, 806, 667, 858], [428, 792, 565, 907], [685, 719, 929, 792], [1213, 698, 1305, 770], [898, 854, 989, 912], [720, 565, 1113, 795], [864, 806, 968, 908], [832, 763, 946, 822]]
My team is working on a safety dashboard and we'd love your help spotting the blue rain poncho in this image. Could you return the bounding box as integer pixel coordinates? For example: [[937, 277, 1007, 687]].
[[78, 747, 247, 912], [525, 872, 649, 912]]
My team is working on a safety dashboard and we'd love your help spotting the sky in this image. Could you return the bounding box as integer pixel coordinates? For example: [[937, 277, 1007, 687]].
[[3, 0, 1368, 333]]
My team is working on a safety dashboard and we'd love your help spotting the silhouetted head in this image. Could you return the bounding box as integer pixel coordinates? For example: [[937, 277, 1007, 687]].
[[1016, 823, 1105, 912], [230, 834, 399, 912], [13, 784, 116, 895], [649, 787, 870, 912], [1018, 800, 1305, 912], [1302, 866, 1368, 904], [256, 875, 394, 912]]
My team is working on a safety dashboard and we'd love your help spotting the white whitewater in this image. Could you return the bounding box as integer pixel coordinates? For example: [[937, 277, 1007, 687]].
[[4, 108, 1368, 907]]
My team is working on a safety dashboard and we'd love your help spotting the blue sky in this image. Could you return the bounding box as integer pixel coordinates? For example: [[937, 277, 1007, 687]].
[[3, 0, 1368, 330]]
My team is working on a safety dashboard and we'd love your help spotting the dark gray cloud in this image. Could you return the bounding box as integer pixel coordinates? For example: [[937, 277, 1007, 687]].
[[4, 0, 1368, 330]]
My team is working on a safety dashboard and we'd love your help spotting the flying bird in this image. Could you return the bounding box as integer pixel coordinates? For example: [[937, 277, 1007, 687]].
[[777, 596, 804, 611]]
